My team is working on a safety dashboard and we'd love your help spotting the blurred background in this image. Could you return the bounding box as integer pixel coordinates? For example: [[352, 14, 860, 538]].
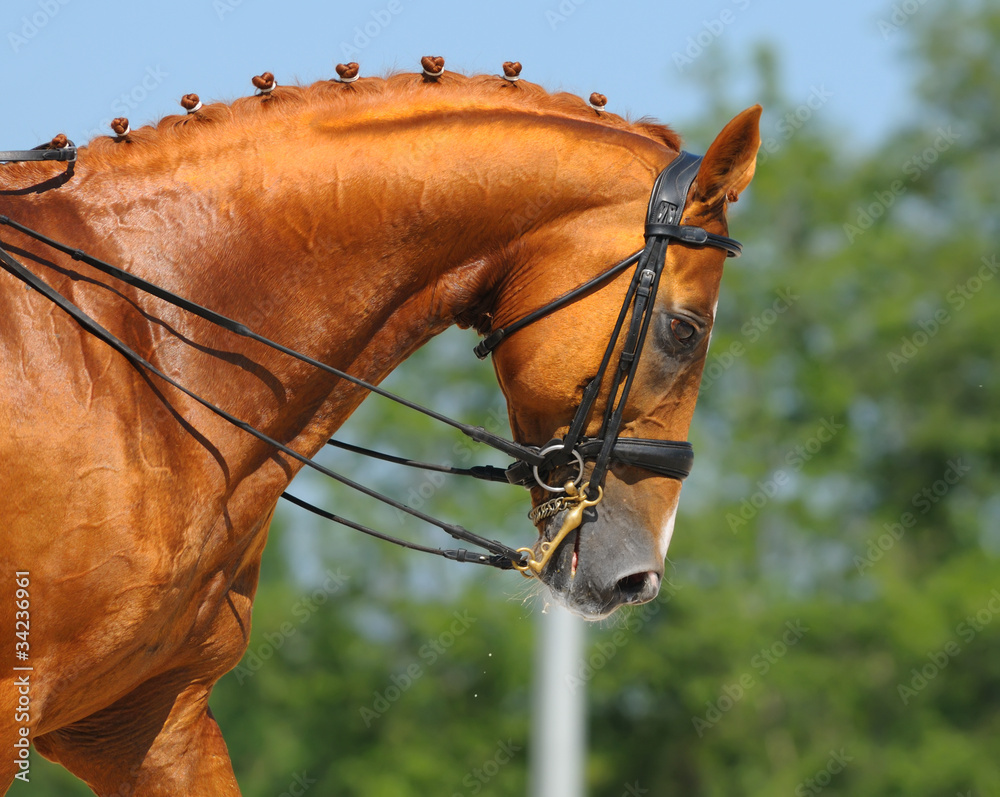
[[5, 0, 999, 794]]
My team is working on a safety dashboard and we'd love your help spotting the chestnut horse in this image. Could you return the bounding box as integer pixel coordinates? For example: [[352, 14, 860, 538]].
[[0, 67, 760, 795]]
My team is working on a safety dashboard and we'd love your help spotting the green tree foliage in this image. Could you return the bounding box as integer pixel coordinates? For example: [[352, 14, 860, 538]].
[[583, 3, 1000, 795], [16, 3, 999, 794]]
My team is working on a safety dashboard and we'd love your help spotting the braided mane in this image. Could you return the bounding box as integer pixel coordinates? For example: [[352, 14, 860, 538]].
[[77, 70, 680, 162]]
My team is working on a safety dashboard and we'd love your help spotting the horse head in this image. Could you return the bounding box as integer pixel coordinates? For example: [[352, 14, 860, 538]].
[[488, 106, 761, 619]]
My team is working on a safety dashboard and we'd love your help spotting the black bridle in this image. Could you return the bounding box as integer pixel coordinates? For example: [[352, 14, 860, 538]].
[[0, 145, 740, 573], [480, 151, 741, 506]]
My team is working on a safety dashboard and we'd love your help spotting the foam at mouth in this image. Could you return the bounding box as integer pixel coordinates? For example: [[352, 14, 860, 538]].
[[571, 526, 584, 578]]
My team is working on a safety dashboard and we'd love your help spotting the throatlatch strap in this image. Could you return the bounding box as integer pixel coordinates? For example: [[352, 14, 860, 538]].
[[473, 250, 642, 359]]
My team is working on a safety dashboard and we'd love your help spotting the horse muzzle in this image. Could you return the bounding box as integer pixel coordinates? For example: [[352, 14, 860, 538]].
[[524, 482, 668, 619]]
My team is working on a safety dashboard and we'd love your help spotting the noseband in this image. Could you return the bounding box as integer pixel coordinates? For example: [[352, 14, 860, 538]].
[[0, 147, 741, 574], [477, 152, 741, 499]]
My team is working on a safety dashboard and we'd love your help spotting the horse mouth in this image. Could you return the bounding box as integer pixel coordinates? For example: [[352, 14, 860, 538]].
[[533, 507, 664, 620]]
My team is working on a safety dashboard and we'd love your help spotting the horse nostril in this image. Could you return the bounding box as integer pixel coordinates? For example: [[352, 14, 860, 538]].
[[615, 570, 660, 605]]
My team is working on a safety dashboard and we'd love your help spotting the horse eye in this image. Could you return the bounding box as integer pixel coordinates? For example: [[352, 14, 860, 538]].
[[670, 318, 696, 342]]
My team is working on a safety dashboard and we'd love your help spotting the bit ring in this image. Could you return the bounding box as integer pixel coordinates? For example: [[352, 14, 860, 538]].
[[531, 443, 585, 493]]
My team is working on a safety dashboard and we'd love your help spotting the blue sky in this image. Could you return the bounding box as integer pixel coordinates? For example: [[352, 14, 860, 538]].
[[4, 0, 921, 153]]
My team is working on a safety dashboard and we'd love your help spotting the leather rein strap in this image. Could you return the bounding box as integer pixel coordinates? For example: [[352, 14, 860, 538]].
[[0, 148, 742, 571], [0, 141, 77, 163]]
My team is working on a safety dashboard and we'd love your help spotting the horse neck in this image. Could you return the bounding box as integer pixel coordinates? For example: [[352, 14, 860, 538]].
[[1, 107, 669, 464]]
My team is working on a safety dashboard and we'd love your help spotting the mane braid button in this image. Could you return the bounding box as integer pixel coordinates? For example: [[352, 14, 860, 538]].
[[110, 117, 131, 138], [180, 93, 202, 113], [420, 55, 445, 78], [502, 61, 522, 82], [335, 62, 360, 83], [588, 92, 607, 112], [252, 72, 277, 95]]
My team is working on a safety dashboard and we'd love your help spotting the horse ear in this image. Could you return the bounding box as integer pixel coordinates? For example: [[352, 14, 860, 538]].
[[691, 105, 762, 208]]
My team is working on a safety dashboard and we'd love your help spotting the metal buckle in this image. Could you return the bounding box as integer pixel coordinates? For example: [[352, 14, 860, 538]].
[[42, 147, 76, 163]]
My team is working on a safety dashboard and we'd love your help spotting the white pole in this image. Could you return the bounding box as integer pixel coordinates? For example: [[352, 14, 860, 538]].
[[529, 602, 587, 797]]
